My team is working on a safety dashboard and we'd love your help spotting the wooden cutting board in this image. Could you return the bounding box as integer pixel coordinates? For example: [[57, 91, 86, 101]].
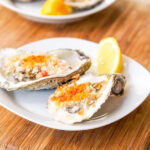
[[0, 0, 150, 149]]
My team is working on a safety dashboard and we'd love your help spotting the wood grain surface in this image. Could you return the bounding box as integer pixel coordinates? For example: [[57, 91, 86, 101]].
[[0, 0, 150, 149]]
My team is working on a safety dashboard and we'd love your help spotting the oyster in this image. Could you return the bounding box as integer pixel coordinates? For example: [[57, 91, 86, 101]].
[[0, 48, 91, 91], [48, 73, 126, 124], [14, 0, 38, 2], [65, 0, 103, 9], [14, 0, 33, 2]]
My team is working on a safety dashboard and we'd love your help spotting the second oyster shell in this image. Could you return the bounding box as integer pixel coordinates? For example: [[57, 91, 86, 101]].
[[48, 74, 126, 124]]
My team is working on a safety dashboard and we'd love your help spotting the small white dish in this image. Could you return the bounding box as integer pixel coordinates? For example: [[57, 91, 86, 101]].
[[0, 0, 115, 24], [0, 37, 149, 131]]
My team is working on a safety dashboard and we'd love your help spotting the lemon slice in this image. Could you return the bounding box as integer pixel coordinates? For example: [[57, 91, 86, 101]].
[[41, 0, 72, 15], [97, 37, 123, 74]]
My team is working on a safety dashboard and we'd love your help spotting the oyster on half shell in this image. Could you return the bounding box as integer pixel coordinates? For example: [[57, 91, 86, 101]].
[[13, 0, 34, 2], [13, 0, 39, 2], [0, 48, 91, 91], [48, 73, 126, 124], [65, 0, 103, 9]]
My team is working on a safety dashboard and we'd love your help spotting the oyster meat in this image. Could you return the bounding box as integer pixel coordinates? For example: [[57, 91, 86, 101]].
[[65, 0, 103, 9], [48, 73, 126, 124], [0, 48, 91, 91]]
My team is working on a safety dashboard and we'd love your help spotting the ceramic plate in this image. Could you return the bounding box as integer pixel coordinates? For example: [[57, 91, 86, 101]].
[[0, 0, 115, 23], [0, 37, 149, 131]]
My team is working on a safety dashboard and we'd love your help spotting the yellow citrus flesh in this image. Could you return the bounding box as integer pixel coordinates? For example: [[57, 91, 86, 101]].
[[41, 0, 72, 15], [97, 37, 123, 74]]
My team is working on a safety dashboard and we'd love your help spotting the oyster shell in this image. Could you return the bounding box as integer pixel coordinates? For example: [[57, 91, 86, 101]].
[[0, 48, 91, 91], [14, 0, 33, 2], [14, 0, 37, 2], [48, 73, 126, 124], [65, 0, 103, 9]]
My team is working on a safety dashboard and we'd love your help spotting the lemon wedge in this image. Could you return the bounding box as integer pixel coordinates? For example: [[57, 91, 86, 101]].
[[97, 37, 123, 74], [41, 0, 72, 15]]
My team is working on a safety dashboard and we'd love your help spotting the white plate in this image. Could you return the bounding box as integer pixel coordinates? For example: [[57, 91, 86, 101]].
[[0, 37, 150, 131], [0, 0, 115, 24]]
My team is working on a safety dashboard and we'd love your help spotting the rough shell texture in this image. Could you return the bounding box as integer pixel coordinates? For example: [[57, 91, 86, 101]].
[[48, 74, 126, 124], [0, 48, 91, 91], [65, 0, 103, 9]]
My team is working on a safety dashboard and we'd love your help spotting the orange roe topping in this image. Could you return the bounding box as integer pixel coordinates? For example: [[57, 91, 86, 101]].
[[21, 55, 52, 68], [51, 82, 93, 102], [78, 109, 84, 115]]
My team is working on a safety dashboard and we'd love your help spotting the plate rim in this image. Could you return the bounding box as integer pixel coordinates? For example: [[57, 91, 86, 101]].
[[0, 37, 150, 131], [0, 0, 115, 20]]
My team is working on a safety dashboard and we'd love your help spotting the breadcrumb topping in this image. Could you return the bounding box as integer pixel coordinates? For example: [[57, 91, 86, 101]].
[[4, 55, 72, 82], [51, 81, 107, 102]]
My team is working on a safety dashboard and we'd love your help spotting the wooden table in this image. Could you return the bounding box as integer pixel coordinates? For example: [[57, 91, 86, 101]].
[[0, 0, 150, 149]]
